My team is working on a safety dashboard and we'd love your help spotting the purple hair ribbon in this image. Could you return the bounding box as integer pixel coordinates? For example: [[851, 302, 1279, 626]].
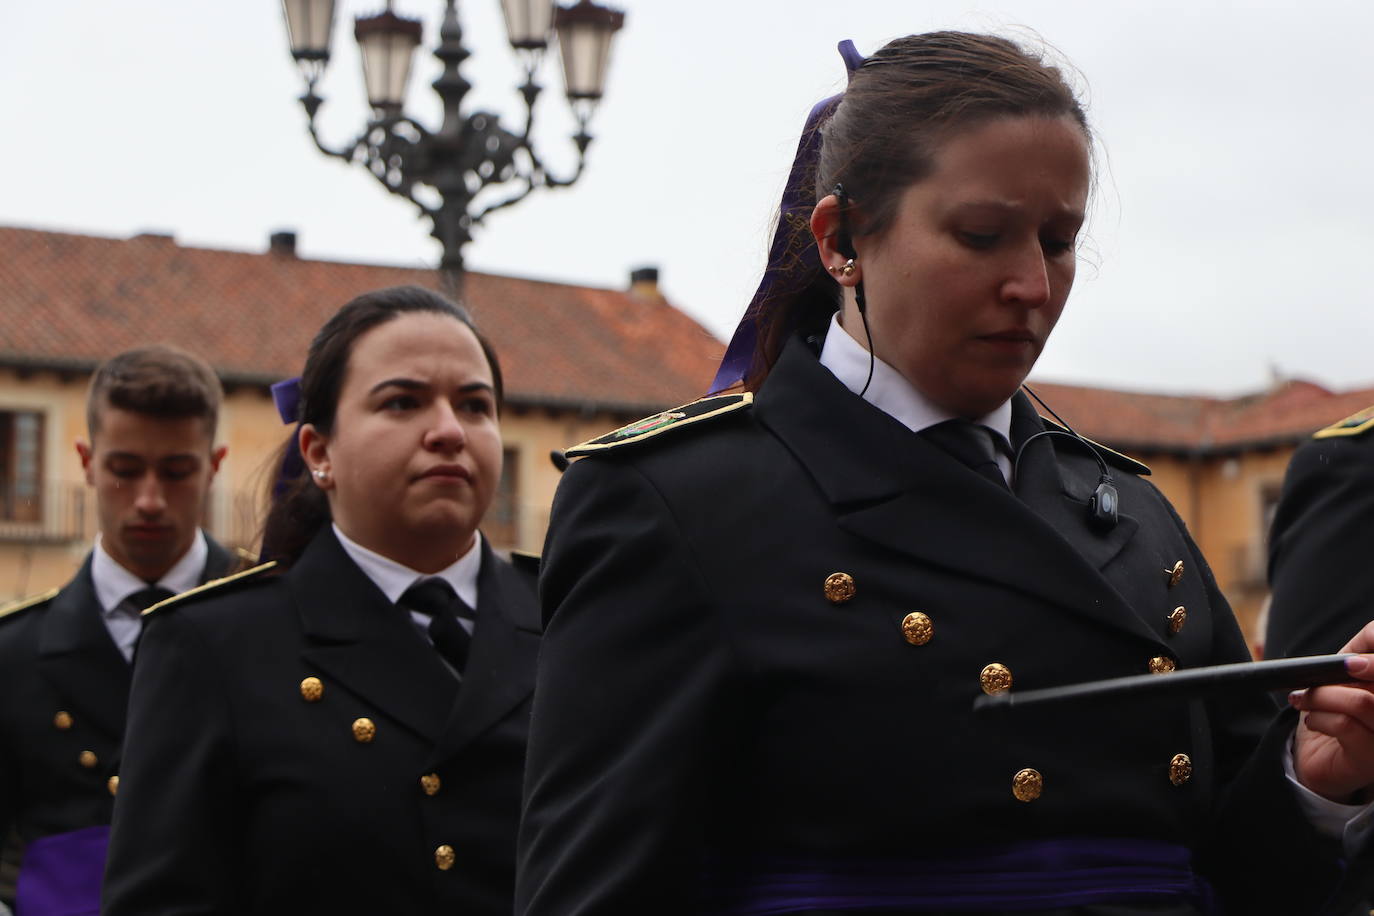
[[271, 376, 302, 424], [269, 376, 305, 503], [708, 39, 865, 395]]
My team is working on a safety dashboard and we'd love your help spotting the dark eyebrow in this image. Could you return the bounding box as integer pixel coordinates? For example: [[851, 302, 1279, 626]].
[[953, 200, 1085, 223], [369, 378, 429, 396], [368, 378, 495, 396], [105, 451, 201, 464]]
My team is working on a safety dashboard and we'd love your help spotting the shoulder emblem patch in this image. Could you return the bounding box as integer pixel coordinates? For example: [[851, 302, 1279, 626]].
[[0, 587, 59, 621], [143, 561, 280, 617], [1313, 404, 1374, 439], [565, 393, 753, 458], [1040, 416, 1151, 477]]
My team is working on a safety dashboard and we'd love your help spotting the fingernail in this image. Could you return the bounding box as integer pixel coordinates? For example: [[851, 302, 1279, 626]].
[[1346, 656, 1371, 676], [1288, 689, 1306, 707]]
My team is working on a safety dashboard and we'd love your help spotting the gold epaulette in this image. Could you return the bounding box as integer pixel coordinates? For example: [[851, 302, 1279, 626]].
[[1040, 416, 1151, 477], [143, 561, 279, 617], [1313, 405, 1374, 439], [565, 393, 753, 459], [0, 587, 59, 621]]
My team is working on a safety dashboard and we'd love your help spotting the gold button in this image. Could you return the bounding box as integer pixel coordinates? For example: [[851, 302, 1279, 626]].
[[434, 844, 456, 871], [300, 676, 324, 702], [53, 710, 73, 730], [352, 717, 376, 743], [1148, 656, 1177, 675], [1167, 606, 1186, 635], [1165, 560, 1184, 587], [79, 750, 98, 769], [980, 662, 1013, 695], [420, 773, 442, 796], [823, 572, 855, 605], [1169, 753, 1193, 786], [901, 612, 933, 646], [107, 775, 119, 796], [1012, 767, 1043, 802]]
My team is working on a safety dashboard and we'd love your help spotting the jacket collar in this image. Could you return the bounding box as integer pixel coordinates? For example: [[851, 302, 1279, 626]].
[[428, 537, 540, 766], [754, 336, 1159, 647], [38, 540, 234, 740], [292, 528, 538, 758], [293, 528, 459, 741]]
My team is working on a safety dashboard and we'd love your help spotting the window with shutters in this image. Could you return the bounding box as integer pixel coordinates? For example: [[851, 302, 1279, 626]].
[[485, 447, 519, 548], [0, 410, 44, 522]]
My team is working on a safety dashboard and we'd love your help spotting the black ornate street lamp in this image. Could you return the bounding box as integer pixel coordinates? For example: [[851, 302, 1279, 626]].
[[281, 0, 625, 295]]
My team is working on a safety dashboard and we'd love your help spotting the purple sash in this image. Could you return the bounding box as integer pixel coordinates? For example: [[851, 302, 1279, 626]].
[[15, 825, 109, 916], [702, 838, 1218, 914]]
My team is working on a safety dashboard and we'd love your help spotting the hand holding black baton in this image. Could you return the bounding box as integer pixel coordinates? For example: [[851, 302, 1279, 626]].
[[973, 654, 1360, 715]]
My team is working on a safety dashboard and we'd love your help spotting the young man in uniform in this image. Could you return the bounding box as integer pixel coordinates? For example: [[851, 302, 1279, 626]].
[[0, 345, 234, 915], [1266, 405, 1374, 660]]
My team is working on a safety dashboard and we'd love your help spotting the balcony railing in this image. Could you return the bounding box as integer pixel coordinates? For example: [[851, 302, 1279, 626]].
[[0, 481, 263, 553], [0, 482, 552, 558], [0, 482, 87, 542]]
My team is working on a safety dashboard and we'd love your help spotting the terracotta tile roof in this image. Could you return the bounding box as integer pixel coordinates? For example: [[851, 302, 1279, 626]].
[[0, 226, 724, 415], [1029, 378, 1374, 454]]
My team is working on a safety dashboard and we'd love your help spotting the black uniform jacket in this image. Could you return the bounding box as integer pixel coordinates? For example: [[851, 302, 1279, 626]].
[[0, 538, 232, 853], [102, 526, 540, 916], [518, 337, 1369, 916], [1266, 409, 1374, 658]]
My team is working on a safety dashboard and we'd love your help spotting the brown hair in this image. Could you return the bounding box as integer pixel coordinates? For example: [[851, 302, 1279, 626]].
[[260, 285, 503, 564], [86, 345, 223, 441], [745, 31, 1089, 389]]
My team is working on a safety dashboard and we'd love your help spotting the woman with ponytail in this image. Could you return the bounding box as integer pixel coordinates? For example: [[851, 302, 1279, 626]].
[[517, 33, 1374, 916], [106, 285, 540, 916]]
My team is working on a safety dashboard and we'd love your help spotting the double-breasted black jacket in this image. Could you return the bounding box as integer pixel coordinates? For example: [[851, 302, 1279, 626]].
[[517, 337, 1369, 916], [103, 527, 540, 916], [0, 538, 232, 890], [1266, 409, 1374, 659]]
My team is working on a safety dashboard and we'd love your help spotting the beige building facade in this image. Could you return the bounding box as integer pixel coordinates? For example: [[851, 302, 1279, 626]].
[[0, 365, 631, 598]]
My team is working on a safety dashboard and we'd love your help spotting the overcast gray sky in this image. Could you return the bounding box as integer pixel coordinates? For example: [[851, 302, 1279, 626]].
[[4, 1, 1372, 397]]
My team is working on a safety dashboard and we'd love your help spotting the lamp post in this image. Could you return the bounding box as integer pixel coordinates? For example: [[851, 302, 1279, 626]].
[[281, 0, 625, 296]]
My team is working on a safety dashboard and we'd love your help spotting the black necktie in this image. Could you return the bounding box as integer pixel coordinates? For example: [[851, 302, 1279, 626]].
[[921, 419, 1010, 490], [121, 585, 175, 616], [400, 579, 475, 675], [123, 586, 174, 661]]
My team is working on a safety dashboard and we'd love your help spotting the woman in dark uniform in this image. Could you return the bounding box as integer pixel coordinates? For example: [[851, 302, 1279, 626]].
[[516, 33, 1374, 916], [103, 286, 541, 915]]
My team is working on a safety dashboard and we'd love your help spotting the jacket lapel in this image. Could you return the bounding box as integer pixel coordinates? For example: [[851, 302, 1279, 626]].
[[756, 338, 1159, 646], [1009, 395, 1140, 575], [37, 556, 132, 740], [201, 535, 235, 581], [294, 529, 457, 742], [428, 540, 539, 767]]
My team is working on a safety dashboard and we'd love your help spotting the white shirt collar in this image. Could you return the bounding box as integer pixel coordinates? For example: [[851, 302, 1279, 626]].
[[92, 529, 208, 616], [817, 312, 1013, 446], [331, 523, 481, 610]]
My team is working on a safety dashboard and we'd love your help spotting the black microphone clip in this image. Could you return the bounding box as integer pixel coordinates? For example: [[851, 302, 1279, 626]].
[[1088, 478, 1119, 532]]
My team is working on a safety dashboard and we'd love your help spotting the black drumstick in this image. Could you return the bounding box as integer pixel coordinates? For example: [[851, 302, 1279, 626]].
[[973, 654, 1358, 715]]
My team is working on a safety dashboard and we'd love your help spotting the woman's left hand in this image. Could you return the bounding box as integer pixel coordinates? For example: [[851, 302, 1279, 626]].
[[1291, 619, 1374, 803]]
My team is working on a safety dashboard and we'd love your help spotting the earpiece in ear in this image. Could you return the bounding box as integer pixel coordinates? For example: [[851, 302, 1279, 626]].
[[831, 182, 866, 316], [833, 183, 857, 260]]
